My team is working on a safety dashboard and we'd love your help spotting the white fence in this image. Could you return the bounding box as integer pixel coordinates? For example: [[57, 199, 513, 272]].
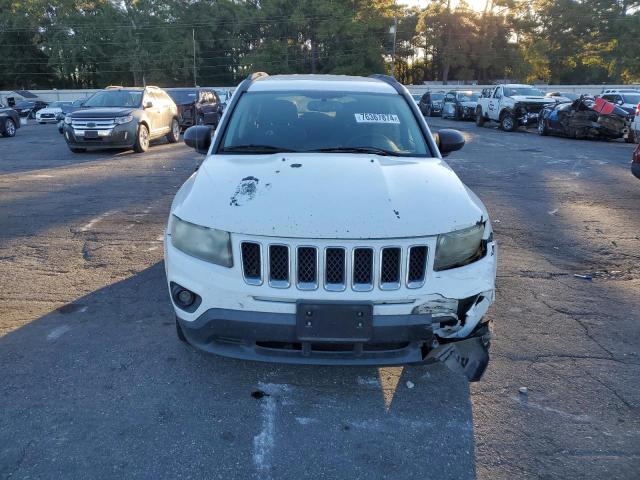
[[2, 84, 639, 105]]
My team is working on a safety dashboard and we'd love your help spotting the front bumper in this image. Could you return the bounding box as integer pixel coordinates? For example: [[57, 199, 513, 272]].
[[36, 116, 57, 123], [63, 122, 138, 149], [177, 308, 491, 379], [165, 231, 497, 377]]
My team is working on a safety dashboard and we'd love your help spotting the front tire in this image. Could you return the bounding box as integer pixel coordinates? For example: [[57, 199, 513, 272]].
[[2, 118, 16, 137], [475, 108, 485, 127], [425, 105, 432, 117], [166, 118, 180, 143], [68, 146, 86, 153], [538, 118, 548, 136], [176, 317, 188, 343], [500, 113, 517, 132], [133, 124, 150, 153]]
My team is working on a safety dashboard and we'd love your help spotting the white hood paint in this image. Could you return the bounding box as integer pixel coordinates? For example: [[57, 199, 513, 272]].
[[36, 107, 63, 115], [174, 153, 486, 239], [508, 95, 552, 104]]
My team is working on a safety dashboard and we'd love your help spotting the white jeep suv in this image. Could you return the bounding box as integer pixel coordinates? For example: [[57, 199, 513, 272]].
[[166, 73, 497, 381]]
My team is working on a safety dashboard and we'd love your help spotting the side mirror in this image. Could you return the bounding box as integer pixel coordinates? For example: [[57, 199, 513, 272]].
[[144, 100, 153, 109], [435, 129, 465, 156], [184, 125, 213, 154], [616, 100, 623, 105]]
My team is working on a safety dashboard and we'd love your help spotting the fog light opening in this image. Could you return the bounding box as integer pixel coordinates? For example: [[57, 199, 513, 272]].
[[175, 288, 195, 307]]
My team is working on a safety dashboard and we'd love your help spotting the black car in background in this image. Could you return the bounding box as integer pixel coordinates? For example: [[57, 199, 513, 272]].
[[418, 91, 445, 117], [0, 105, 20, 137], [166, 88, 223, 130], [442, 90, 480, 120], [57, 99, 90, 133], [13, 100, 48, 118]]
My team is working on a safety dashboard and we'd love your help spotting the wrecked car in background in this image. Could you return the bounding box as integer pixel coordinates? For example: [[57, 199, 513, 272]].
[[442, 90, 480, 120], [476, 84, 553, 131], [166, 72, 497, 382], [538, 96, 632, 141]]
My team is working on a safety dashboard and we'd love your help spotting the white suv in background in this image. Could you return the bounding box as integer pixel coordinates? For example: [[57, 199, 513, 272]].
[[166, 73, 498, 381]]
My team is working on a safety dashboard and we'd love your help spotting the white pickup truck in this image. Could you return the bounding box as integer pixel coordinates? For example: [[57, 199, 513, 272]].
[[475, 84, 554, 131]]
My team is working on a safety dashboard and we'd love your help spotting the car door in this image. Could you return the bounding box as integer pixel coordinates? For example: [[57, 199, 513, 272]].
[[488, 87, 502, 120], [144, 91, 163, 137], [200, 91, 214, 124]]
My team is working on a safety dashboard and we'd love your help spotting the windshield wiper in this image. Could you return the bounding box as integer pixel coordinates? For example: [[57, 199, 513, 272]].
[[308, 146, 403, 156], [221, 144, 298, 153]]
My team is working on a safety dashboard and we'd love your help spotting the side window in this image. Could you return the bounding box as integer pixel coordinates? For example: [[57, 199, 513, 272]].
[[493, 87, 502, 99], [445, 94, 455, 103]]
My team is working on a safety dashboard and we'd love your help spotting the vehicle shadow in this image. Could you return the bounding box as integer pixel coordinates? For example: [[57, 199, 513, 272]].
[[0, 262, 476, 480], [0, 123, 183, 176]]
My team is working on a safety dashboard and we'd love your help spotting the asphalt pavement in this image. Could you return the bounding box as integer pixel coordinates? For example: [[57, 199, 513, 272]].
[[0, 119, 638, 479]]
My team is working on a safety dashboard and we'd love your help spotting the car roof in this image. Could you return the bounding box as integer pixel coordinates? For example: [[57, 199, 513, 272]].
[[247, 74, 398, 94]]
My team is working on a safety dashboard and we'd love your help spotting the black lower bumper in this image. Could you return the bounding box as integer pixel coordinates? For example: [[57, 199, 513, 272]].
[[177, 308, 491, 380]]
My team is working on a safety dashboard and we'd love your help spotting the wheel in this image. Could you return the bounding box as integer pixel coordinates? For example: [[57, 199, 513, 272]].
[[166, 118, 180, 143], [537, 118, 548, 136], [425, 105, 432, 117], [68, 146, 86, 153], [500, 113, 517, 132], [133, 124, 150, 153], [475, 108, 485, 127], [454, 107, 462, 121], [176, 317, 188, 343], [625, 131, 635, 144], [28, 110, 35, 119], [2, 118, 16, 137]]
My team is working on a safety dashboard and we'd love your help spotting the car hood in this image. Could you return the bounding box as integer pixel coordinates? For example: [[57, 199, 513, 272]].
[[173, 153, 486, 239], [509, 95, 552, 104], [70, 107, 135, 118], [37, 107, 62, 114]]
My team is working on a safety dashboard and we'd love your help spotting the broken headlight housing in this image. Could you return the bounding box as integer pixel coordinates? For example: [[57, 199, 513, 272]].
[[170, 215, 233, 267], [434, 224, 484, 271]]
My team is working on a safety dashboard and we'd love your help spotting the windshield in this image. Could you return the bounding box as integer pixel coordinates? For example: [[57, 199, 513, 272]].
[[82, 90, 143, 108], [220, 91, 429, 156], [431, 93, 444, 101], [167, 89, 198, 104], [48, 101, 68, 108], [456, 92, 475, 102], [504, 87, 545, 97], [622, 94, 640, 104], [215, 90, 230, 102]]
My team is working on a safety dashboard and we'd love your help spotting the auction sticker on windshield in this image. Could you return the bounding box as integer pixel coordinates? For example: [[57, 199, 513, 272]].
[[354, 113, 400, 124]]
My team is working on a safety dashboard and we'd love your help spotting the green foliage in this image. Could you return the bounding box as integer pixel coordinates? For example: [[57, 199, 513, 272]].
[[1, 0, 638, 89]]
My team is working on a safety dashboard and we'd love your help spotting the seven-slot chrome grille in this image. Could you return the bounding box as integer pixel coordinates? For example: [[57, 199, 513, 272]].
[[71, 118, 117, 129], [240, 241, 429, 291]]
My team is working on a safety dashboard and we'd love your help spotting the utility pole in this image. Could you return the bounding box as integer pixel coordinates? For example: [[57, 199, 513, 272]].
[[391, 16, 398, 77], [192, 28, 197, 87]]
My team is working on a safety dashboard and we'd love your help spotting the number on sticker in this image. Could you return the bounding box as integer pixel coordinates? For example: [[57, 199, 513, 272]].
[[354, 113, 400, 124]]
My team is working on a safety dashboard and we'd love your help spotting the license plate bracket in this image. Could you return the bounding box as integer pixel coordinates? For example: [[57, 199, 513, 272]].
[[84, 130, 99, 139], [296, 302, 373, 342]]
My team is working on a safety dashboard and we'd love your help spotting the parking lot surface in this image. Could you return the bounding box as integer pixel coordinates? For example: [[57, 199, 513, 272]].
[[1, 121, 638, 479]]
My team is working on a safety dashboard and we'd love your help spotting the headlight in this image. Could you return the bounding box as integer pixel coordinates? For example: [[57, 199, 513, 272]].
[[434, 224, 485, 271], [114, 115, 133, 124], [170, 215, 232, 267], [64, 115, 72, 124]]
